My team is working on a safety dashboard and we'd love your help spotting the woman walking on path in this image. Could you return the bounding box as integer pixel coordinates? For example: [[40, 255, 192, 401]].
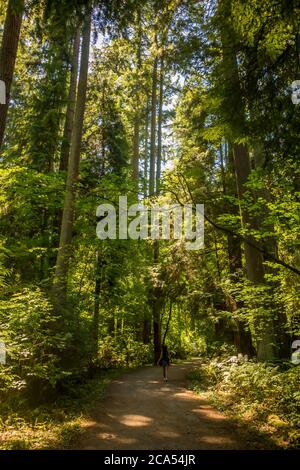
[[157, 345, 170, 382]]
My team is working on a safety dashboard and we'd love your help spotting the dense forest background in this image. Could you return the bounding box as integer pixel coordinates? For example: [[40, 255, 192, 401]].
[[0, 0, 299, 449]]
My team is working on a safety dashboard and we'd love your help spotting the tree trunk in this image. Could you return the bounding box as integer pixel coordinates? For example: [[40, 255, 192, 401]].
[[132, 115, 140, 181], [149, 50, 158, 196], [252, 145, 291, 359], [53, 10, 91, 304], [143, 98, 150, 198], [224, 144, 255, 356], [59, 28, 81, 172], [156, 55, 164, 194], [53, 28, 81, 272], [232, 144, 267, 282], [93, 251, 101, 357], [142, 103, 150, 339], [142, 312, 151, 344], [0, 0, 24, 149], [233, 142, 274, 362], [147, 35, 161, 361], [131, 14, 143, 184], [152, 240, 162, 363], [219, 0, 274, 361]]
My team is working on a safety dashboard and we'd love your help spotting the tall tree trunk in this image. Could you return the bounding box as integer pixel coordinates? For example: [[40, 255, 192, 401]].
[[253, 145, 291, 359], [156, 55, 164, 194], [149, 49, 158, 196], [0, 0, 24, 149], [224, 144, 243, 273], [148, 35, 162, 362], [143, 98, 150, 198], [233, 142, 274, 362], [142, 129, 151, 341], [52, 28, 81, 275], [53, 10, 91, 304], [224, 144, 255, 356], [93, 251, 101, 357], [59, 28, 81, 172], [142, 311, 151, 344], [131, 13, 142, 184], [142, 100, 151, 337], [232, 144, 267, 282], [220, 0, 274, 361], [153, 240, 162, 363], [132, 116, 140, 181]]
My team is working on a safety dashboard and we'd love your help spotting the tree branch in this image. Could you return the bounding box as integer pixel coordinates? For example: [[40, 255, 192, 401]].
[[163, 177, 300, 277]]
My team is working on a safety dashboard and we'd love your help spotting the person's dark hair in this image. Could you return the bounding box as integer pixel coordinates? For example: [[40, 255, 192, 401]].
[[162, 344, 168, 356]]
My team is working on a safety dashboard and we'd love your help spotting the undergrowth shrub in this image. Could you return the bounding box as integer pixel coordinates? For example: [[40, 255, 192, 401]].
[[98, 334, 152, 368], [188, 356, 300, 448], [0, 288, 72, 399]]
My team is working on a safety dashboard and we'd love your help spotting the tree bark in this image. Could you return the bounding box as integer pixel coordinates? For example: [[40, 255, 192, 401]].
[[0, 0, 24, 149], [143, 98, 150, 198], [221, 144, 254, 355], [219, 0, 274, 361], [152, 240, 162, 363], [93, 251, 101, 357], [59, 28, 81, 172], [156, 55, 164, 195], [132, 115, 140, 180], [131, 14, 143, 184], [148, 35, 161, 361], [53, 10, 91, 303], [149, 48, 158, 196], [252, 145, 291, 359]]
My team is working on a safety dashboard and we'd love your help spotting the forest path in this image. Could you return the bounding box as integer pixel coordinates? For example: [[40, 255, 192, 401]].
[[75, 359, 253, 450]]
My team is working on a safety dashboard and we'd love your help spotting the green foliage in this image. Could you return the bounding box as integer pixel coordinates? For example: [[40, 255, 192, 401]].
[[0, 288, 71, 395], [0, 368, 120, 449], [189, 357, 300, 448], [0, 166, 65, 284], [98, 334, 152, 368]]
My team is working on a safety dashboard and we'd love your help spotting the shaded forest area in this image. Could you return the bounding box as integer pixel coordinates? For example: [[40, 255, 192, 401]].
[[0, 0, 299, 449]]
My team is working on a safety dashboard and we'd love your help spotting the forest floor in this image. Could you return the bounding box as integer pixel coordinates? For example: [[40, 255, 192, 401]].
[[74, 359, 265, 450]]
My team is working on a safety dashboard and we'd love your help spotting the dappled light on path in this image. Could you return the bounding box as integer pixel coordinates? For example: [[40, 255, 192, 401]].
[[119, 415, 153, 427], [76, 360, 254, 450]]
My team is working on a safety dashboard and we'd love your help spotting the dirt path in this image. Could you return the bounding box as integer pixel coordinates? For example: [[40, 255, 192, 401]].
[[76, 359, 253, 450]]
